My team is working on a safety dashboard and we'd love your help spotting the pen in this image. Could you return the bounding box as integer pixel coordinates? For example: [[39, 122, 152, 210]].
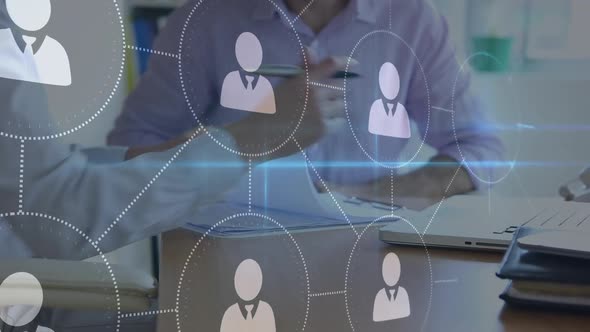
[[343, 196, 403, 211]]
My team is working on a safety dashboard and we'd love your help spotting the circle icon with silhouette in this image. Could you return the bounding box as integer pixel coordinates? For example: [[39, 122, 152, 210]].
[[368, 62, 411, 139], [345, 216, 431, 332], [0, 272, 54, 331], [343, 30, 431, 169], [372, 252, 411, 322], [0, 0, 72, 86], [220, 259, 276, 332], [220, 32, 276, 115]]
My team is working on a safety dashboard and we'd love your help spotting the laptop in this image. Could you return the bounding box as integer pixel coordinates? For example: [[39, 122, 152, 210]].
[[379, 196, 590, 252]]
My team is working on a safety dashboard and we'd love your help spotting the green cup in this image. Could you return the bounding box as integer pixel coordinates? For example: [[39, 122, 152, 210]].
[[471, 37, 513, 72]]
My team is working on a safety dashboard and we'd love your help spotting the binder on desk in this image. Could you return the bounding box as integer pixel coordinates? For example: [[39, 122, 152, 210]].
[[497, 227, 590, 311]]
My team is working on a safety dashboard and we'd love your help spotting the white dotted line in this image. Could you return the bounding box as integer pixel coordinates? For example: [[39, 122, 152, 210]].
[[126, 45, 179, 59], [96, 128, 203, 244], [309, 290, 346, 298], [175, 212, 310, 332], [120, 308, 177, 319], [293, 139, 359, 238], [309, 81, 345, 91], [0, 212, 121, 331], [18, 140, 24, 214], [390, 169, 395, 214], [248, 159, 253, 213], [432, 106, 454, 113], [0, 0, 126, 142], [388, 0, 393, 30], [293, 0, 315, 22], [434, 279, 458, 284], [422, 165, 461, 236]]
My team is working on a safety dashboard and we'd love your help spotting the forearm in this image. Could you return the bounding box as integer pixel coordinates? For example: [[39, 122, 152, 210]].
[[419, 155, 475, 198]]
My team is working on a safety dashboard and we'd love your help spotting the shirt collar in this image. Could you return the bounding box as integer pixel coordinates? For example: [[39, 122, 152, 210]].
[[11, 29, 46, 54], [252, 0, 377, 24], [382, 98, 396, 116], [239, 71, 260, 90], [385, 286, 399, 301], [355, 0, 378, 24], [238, 299, 260, 319]]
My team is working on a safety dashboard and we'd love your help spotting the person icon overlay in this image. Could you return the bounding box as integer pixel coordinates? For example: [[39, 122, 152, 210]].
[[220, 259, 276, 332], [220, 32, 276, 114], [0, 272, 54, 332], [0, 0, 72, 86], [368, 62, 410, 138], [372, 252, 411, 322]]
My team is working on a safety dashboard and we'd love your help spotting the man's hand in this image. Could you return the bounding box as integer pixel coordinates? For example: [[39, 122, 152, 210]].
[[332, 155, 475, 211], [126, 57, 347, 163], [226, 56, 347, 163]]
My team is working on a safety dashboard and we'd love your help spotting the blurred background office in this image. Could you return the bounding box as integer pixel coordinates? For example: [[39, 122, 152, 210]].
[[32, 0, 590, 293]]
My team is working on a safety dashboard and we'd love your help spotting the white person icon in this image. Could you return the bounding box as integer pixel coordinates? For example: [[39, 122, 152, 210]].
[[0, 0, 72, 86], [220, 259, 276, 332], [220, 32, 276, 114], [368, 62, 410, 138], [372, 252, 411, 322], [0, 272, 54, 332]]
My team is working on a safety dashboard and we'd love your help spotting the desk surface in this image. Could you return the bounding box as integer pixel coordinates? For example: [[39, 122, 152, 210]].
[[158, 225, 589, 332]]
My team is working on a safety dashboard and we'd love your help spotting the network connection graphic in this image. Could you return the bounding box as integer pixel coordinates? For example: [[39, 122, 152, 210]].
[[0, 0, 549, 331]]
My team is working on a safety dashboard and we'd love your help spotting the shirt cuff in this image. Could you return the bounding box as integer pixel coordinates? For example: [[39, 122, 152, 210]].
[[436, 146, 485, 190]]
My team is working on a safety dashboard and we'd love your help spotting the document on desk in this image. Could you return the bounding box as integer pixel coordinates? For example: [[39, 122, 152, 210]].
[[186, 154, 396, 236]]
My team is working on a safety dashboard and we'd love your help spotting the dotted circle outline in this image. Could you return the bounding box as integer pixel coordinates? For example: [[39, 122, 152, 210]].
[[343, 30, 432, 170], [177, 0, 311, 158], [0, 212, 122, 331], [344, 215, 433, 332], [174, 212, 310, 332], [0, 0, 126, 142], [451, 52, 522, 185]]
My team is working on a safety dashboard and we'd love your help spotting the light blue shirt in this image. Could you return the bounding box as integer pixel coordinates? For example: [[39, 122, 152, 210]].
[[0, 79, 247, 259], [109, 0, 504, 186]]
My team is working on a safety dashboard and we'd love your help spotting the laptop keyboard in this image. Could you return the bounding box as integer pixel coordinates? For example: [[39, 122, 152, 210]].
[[522, 206, 590, 229], [494, 204, 590, 235]]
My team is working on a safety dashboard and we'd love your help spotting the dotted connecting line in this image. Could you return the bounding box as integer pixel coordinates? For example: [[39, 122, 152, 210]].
[[293, 139, 360, 238], [432, 106, 454, 113], [309, 290, 346, 298], [126, 45, 179, 59], [120, 308, 177, 319], [175, 212, 310, 332], [248, 159, 253, 213], [293, 0, 315, 22], [434, 279, 458, 284], [96, 128, 203, 244], [0, 212, 122, 331], [18, 140, 24, 214], [309, 81, 345, 91], [422, 166, 462, 236], [388, 0, 393, 30], [390, 169, 395, 214]]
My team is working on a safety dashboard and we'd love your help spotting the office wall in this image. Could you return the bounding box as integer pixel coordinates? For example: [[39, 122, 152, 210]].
[[474, 75, 590, 197]]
